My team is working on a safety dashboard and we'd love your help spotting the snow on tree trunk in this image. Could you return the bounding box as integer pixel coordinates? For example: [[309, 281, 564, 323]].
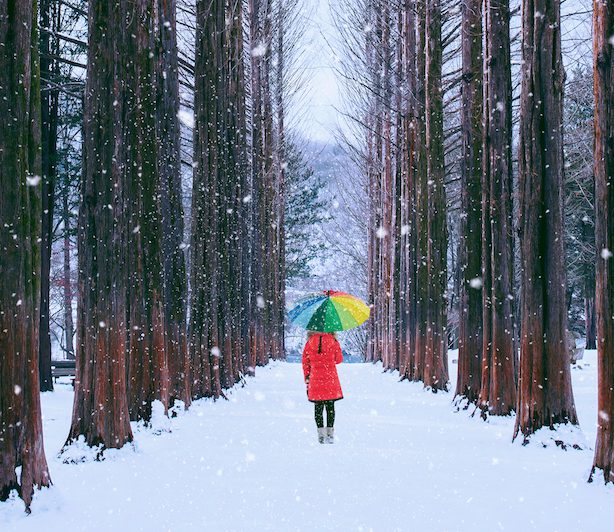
[[590, 0, 614, 483], [0, 0, 52, 510], [514, 0, 578, 441]]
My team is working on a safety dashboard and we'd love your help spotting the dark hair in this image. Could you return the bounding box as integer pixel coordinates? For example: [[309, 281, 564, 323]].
[[307, 331, 338, 340]]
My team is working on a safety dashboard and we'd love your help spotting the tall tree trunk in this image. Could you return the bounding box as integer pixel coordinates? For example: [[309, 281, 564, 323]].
[[190, 0, 223, 399], [125, 0, 170, 423], [423, 0, 448, 391], [65, 0, 133, 451], [38, 0, 58, 391], [477, 0, 516, 417], [381, 0, 394, 371], [589, 0, 614, 483], [514, 0, 578, 440], [400, 0, 417, 380], [275, 0, 286, 361], [413, 0, 429, 381], [190, 0, 247, 398], [248, 0, 266, 371], [157, 0, 191, 410], [0, 0, 52, 510], [455, 0, 483, 404]]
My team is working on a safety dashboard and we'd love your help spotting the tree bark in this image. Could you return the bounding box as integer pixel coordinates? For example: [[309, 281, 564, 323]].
[[65, 0, 133, 451], [400, 0, 418, 380], [157, 0, 191, 410], [413, 0, 429, 381], [455, 0, 483, 404], [38, 0, 59, 391], [477, 0, 516, 417], [585, 294, 596, 350], [124, 0, 170, 423], [423, 0, 448, 391], [589, 0, 614, 483], [0, 0, 52, 510], [514, 0, 578, 440], [190, 0, 248, 398], [190, 0, 222, 399]]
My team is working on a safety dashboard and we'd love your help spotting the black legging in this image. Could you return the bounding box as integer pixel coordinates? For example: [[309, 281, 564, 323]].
[[314, 401, 335, 428]]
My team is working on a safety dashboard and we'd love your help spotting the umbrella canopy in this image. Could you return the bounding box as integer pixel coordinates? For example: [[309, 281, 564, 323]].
[[287, 290, 370, 332]]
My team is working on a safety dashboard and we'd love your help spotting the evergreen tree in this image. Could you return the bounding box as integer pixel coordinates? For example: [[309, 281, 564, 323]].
[[284, 143, 328, 282]]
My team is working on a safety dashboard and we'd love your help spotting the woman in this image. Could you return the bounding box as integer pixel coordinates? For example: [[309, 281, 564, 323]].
[[302, 330, 344, 444]]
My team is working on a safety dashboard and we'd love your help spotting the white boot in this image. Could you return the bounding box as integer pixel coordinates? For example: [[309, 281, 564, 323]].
[[317, 427, 326, 444], [326, 427, 334, 444]]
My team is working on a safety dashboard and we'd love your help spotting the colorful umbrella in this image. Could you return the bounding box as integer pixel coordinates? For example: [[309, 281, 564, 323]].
[[287, 290, 370, 332]]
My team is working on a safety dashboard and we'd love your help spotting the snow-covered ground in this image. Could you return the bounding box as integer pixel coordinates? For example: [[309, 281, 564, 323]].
[[2, 350, 611, 531]]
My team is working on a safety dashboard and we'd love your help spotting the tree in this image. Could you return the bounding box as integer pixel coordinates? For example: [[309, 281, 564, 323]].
[[0, 0, 52, 510], [284, 144, 328, 281], [589, 0, 614, 483], [455, 0, 483, 405], [423, 0, 448, 391], [65, 0, 133, 452], [39, 0, 60, 392], [563, 67, 596, 349], [190, 0, 249, 398], [157, 0, 191, 409], [477, 0, 516, 417], [124, 0, 170, 423], [514, 0, 578, 441]]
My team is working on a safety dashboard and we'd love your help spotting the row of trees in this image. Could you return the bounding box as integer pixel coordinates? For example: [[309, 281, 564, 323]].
[[1, 0, 295, 510], [342, 0, 613, 479]]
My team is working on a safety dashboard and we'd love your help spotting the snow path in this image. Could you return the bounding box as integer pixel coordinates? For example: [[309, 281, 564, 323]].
[[2, 352, 612, 531]]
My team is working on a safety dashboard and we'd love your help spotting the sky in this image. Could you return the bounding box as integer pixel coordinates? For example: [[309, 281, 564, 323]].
[[294, 0, 342, 143]]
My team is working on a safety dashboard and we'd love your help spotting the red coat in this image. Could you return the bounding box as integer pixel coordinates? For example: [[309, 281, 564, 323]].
[[302, 333, 344, 402]]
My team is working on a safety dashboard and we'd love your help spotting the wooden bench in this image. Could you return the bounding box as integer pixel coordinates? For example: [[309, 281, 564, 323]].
[[51, 360, 76, 385]]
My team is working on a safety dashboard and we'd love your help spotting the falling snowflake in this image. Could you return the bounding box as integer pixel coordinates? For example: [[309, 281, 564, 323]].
[[256, 295, 265, 309], [177, 109, 195, 128], [242, 194, 252, 204], [211, 346, 221, 357], [26, 175, 41, 186], [469, 277, 483, 289], [251, 42, 268, 58], [376, 226, 388, 239], [99, 321, 106, 328], [14, 385, 21, 395], [601, 248, 613, 260], [132, 225, 141, 234], [401, 225, 410, 235]]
